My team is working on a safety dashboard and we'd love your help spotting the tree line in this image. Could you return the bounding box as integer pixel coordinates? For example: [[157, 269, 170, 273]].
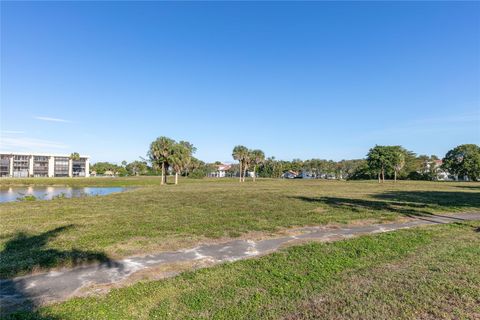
[[232, 144, 480, 182], [365, 144, 480, 182], [91, 140, 480, 183]]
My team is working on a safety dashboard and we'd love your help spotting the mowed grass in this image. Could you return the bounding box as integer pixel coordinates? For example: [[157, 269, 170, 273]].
[[0, 178, 479, 278], [6, 221, 480, 320]]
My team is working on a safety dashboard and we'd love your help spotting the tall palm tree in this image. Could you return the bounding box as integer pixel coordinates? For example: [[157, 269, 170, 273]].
[[148, 136, 175, 185], [178, 141, 196, 177], [250, 149, 265, 182], [232, 145, 248, 182], [242, 151, 252, 182], [169, 143, 188, 185]]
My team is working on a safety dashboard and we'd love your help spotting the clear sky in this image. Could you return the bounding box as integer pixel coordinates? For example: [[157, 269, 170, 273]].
[[1, 1, 479, 164]]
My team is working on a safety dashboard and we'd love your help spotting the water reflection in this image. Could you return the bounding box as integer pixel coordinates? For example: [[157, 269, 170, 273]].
[[0, 187, 126, 203]]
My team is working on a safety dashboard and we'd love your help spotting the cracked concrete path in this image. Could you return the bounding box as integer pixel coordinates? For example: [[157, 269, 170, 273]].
[[1, 212, 479, 313]]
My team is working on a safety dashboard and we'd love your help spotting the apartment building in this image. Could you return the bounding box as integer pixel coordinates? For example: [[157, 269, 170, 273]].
[[0, 152, 90, 178]]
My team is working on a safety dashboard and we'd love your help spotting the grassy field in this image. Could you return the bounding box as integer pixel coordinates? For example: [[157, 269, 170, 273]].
[[6, 221, 480, 319], [1, 178, 479, 278]]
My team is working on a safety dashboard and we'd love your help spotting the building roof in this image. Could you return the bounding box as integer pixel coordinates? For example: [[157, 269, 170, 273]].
[[216, 164, 232, 171], [0, 151, 90, 158]]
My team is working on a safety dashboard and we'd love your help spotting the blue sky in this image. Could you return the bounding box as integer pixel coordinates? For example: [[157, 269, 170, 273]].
[[1, 1, 479, 164]]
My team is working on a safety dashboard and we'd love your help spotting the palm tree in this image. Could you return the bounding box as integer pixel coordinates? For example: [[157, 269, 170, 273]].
[[169, 146, 183, 185], [250, 149, 265, 182], [393, 147, 406, 183], [232, 145, 249, 182], [242, 151, 252, 182], [70, 152, 80, 161], [169, 141, 196, 184], [178, 141, 196, 177], [148, 136, 175, 185]]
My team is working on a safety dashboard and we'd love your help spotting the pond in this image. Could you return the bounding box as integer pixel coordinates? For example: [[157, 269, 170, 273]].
[[0, 186, 127, 203]]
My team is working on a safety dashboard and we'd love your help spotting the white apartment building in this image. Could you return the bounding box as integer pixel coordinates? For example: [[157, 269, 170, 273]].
[[0, 152, 90, 178]]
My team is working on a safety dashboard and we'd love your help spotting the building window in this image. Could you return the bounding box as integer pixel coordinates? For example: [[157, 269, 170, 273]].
[[33, 156, 49, 177], [72, 159, 86, 177], [13, 155, 29, 177], [54, 157, 69, 177], [0, 155, 10, 177]]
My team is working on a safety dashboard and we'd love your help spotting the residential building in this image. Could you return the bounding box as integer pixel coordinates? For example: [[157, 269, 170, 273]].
[[209, 163, 232, 178], [0, 152, 90, 178]]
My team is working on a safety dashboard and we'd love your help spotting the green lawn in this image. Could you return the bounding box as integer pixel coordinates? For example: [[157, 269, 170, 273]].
[[6, 221, 480, 319], [1, 178, 479, 278]]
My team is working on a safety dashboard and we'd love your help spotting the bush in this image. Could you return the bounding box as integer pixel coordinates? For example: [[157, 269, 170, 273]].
[[189, 169, 207, 179]]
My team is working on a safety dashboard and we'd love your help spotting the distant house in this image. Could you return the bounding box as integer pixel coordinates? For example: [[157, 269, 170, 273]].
[[281, 170, 298, 179], [90, 170, 117, 177], [103, 170, 117, 177], [431, 160, 449, 180], [421, 159, 454, 181], [298, 171, 317, 179], [209, 164, 232, 178]]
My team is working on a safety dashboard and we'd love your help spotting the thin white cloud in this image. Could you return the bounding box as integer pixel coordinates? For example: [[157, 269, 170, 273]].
[[34, 116, 71, 123], [0, 137, 69, 150], [1, 130, 25, 134], [409, 112, 480, 125]]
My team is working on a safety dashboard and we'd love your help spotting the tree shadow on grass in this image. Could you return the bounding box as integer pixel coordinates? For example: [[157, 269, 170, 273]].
[[373, 191, 480, 208], [0, 225, 120, 318], [453, 185, 480, 191], [0, 225, 113, 279], [0, 308, 61, 320], [291, 194, 470, 223]]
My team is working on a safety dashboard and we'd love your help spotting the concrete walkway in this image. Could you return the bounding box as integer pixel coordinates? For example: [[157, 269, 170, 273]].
[[1, 212, 479, 313]]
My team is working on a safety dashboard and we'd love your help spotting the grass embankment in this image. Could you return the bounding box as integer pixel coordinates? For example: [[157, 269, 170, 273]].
[[0, 176, 182, 187], [6, 221, 480, 319], [0, 178, 479, 278]]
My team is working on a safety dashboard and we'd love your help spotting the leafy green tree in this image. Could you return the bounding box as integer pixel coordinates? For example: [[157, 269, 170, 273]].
[[337, 159, 366, 180], [90, 162, 121, 175], [291, 159, 304, 172], [399, 151, 419, 179], [258, 156, 284, 178], [185, 157, 204, 177], [148, 136, 175, 185], [232, 145, 249, 182], [442, 144, 480, 181], [126, 161, 148, 176], [188, 159, 214, 179], [367, 145, 396, 182], [348, 161, 374, 180], [117, 167, 128, 177]]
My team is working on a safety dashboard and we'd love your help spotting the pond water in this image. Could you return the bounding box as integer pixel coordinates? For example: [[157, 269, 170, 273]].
[[0, 186, 126, 203]]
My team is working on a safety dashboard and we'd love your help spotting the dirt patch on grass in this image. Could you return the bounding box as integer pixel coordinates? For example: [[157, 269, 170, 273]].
[[311, 207, 327, 213]]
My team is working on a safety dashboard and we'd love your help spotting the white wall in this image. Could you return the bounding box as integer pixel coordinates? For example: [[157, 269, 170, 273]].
[[85, 158, 90, 177], [28, 156, 34, 177], [48, 156, 55, 177]]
